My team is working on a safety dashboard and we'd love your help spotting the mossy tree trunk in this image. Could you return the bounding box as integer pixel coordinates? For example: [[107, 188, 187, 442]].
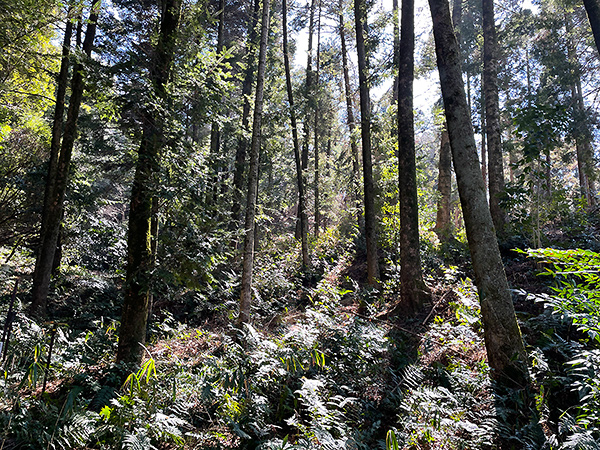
[[117, 0, 181, 365], [483, 0, 505, 235], [428, 0, 529, 387]]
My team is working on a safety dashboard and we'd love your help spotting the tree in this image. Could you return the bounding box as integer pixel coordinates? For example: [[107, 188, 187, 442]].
[[117, 0, 181, 365], [482, 0, 506, 234], [397, 0, 428, 311], [338, 0, 362, 229], [231, 0, 261, 223], [434, 126, 452, 240], [354, 0, 379, 285], [428, 0, 530, 387], [282, 0, 309, 268], [583, 0, 600, 53], [30, 2, 100, 319], [238, 0, 270, 325]]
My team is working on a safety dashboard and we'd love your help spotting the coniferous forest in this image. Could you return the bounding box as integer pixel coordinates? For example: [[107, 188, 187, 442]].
[[1, 0, 600, 447]]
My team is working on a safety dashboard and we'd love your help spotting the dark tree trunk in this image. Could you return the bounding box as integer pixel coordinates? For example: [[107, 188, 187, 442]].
[[428, 0, 529, 387], [480, 78, 487, 184], [397, 0, 427, 312], [566, 14, 596, 206], [583, 0, 600, 54], [392, 0, 400, 103], [354, 0, 379, 285], [283, 0, 309, 268], [40, 10, 73, 248], [296, 0, 317, 239], [30, 3, 99, 319], [238, 0, 270, 325], [339, 0, 363, 230], [483, 0, 505, 235], [117, 0, 181, 365], [435, 128, 452, 240], [231, 0, 260, 223], [314, 0, 322, 238]]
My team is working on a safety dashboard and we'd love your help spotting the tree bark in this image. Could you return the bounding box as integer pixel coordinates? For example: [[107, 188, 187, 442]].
[[283, 0, 309, 268], [314, 0, 322, 238], [238, 0, 270, 325], [40, 9, 73, 248], [208, 0, 225, 207], [231, 0, 260, 223], [483, 0, 505, 235], [339, 0, 363, 230], [583, 0, 600, 54], [354, 0, 379, 285], [566, 14, 596, 206], [30, 3, 99, 319], [117, 0, 181, 365], [435, 127, 452, 240], [397, 0, 427, 312], [428, 0, 529, 387], [296, 0, 317, 239]]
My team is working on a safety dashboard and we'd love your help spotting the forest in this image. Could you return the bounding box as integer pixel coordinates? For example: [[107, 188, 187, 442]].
[[0, 0, 599, 447]]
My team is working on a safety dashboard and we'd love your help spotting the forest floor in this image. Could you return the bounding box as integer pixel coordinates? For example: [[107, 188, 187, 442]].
[[0, 223, 598, 449]]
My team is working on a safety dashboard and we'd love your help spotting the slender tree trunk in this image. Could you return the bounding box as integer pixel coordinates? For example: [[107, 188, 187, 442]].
[[397, 0, 427, 312], [209, 0, 225, 206], [583, 0, 600, 54], [283, 0, 309, 268], [354, 0, 379, 285], [480, 80, 487, 184], [314, 0, 322, 238], [30, 3, 100, 319], [483, 0, 505, 235], [40, 9, 73, 247], [339, 0, 363, 229], [566, 14, 596, 206], [392, 0, 400, 104], [435, 128, 452, 240], [238, 0, 270, 325], [117, 0, 181, 365], [231, 0, 260, 223], [297, 0, 317, 238], [428, 0, 529, 387]]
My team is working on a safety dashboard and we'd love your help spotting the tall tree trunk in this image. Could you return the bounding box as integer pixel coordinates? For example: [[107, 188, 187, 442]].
[[428, 0, 529, 387], [297, 0, 317, 238], [231, 0, 260, 223], [40, 9, 73, 248], [314, 0, 322, 238], [117, 0, 181, 365], [434, 0, 461, 243], [354, 0, 379, 285], [339, 0, 362, 230], [397, 0, 427, 312], [480, 79, 487, 184], [238, 0, 270, 325], [30, 3, 99, 319], [583, 0, 600, 54], [209, 0, 225, 206], [392, 0, 400, 104], [566, 14, 596, 206], [483, 0, 505, 235], [435, 127, 452, 240], [282, 0, 309, 268]]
